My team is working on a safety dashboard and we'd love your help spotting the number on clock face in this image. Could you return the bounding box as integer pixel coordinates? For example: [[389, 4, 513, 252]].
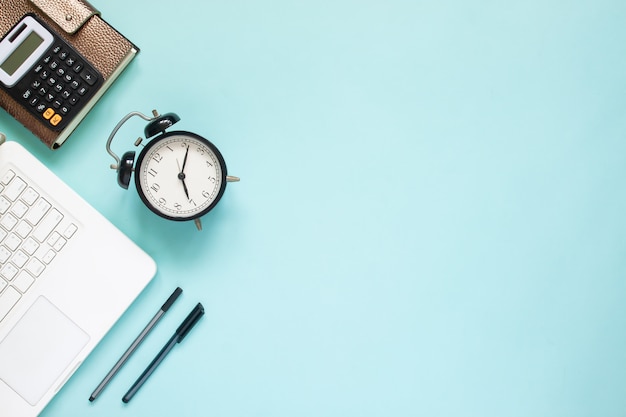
[[136, 134, 224, 220]]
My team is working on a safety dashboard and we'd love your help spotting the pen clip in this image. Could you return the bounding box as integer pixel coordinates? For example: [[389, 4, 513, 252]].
[[176, 303, 204, 342], [161, 287, 183, 312]]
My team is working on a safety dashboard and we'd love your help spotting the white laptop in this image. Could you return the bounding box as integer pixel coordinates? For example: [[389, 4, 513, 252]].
[[0, 134, 156, 416]]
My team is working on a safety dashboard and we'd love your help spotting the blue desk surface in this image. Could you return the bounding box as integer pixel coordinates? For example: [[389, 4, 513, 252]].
[[1, 0, 625, 416]]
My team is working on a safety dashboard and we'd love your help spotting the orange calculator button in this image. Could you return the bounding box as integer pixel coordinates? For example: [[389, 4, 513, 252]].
[[42, 108, 54, 120], [50, 114, 62, 126]]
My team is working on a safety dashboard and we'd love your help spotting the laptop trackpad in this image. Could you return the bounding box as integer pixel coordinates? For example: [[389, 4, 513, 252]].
[[0, 296, 89, 405]]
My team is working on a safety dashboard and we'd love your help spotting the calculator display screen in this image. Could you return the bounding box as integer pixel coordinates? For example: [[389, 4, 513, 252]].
[[0, 32, 43, 76]]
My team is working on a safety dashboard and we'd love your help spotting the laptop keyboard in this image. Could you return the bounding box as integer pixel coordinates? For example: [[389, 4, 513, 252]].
[[0, 168, 78, 322]]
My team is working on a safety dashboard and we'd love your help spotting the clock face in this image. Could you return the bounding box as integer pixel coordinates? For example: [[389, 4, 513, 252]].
[[134, 131, 227, 221]]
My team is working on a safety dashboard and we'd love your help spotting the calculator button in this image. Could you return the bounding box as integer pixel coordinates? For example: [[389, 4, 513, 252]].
[[68, 96, 79, 105], [59, 105, 70, 115], [22, 90, 32, 100], [73, 62, 83, 73], [61, 90, 71, 99], [39, 70, 49, 79], [49, 61, 59, 70], [77, 86, 87, 96], [80, 70, 96, 86], [52, 45, 61, 54], [31, 80, 41, 89], [66, 57, 75, 66], [28, 97, 39, 107], [54, 84, 63, 93], [43, 54, 52, 63], [58, 50, 68, 60], [52, 99, 62, 109], [33, 64, 43, 74], [70, 80, 79, 89], [42, 108, 54, 120], [45, 93, 54, 102], [50, 114, 62, 126], [35, 103, 46, 113]]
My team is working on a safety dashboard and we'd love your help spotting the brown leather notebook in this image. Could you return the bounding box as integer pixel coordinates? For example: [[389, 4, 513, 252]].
[[0, 0, 138, 149]]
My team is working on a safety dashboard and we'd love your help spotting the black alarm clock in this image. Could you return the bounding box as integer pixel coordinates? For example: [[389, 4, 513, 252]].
[[105, 110, 239, 230]]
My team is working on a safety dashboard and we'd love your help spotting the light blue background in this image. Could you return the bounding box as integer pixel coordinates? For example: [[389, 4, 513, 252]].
[[1, 0, 625, 415]]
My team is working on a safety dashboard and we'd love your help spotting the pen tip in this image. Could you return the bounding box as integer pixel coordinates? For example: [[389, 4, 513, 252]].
[[89, 396, 95, 402]]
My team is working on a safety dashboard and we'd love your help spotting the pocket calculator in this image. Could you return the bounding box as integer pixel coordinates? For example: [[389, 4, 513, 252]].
[[0, 14, 103, 131]]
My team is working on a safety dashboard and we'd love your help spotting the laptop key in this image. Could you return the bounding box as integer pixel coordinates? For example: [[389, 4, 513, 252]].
[[11, 200, 28, 218], [15, 222, 32, 238], [1, 264, 18, 281], [0, 213, 18, 230], [21, 187, 39, 205], [12, 250, 28, 268], [4, 177, 26, 201], [0, 246, 10, 263], [4, 233, 21, 251], [25, 198, 51, 225], [21, 237, 39, 255], [0, 196, 10, 213], [1, 169, 15, 185], [25, 258, 45, 277], [13, 272, 34, 293], [32, 209, 63, 242], [42, 250, 55, 264], [0, 286, 21, 321]]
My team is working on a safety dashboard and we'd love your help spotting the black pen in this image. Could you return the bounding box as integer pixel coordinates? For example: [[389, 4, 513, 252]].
[[122, 303, 205, 403], [89, 287, 183, 401]]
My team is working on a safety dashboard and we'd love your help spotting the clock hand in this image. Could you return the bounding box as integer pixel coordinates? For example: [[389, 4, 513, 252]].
[[181, 145, 189, 173], [177, 171, 190, 200], [181, 179, 190, 200], [177, 146, 191, 200]]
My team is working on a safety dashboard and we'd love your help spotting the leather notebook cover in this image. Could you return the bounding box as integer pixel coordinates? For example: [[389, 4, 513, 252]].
[[0, 0, 139, 149]]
